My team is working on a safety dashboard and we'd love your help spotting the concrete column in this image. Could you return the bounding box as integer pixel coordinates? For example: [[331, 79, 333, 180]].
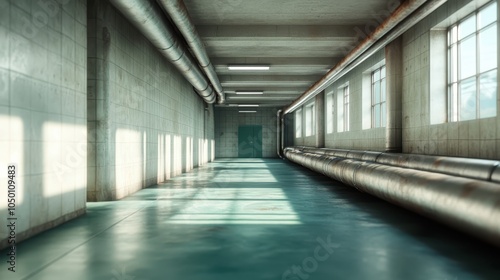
[[316, 91, 325, 148], [385, 36, 403, 153], [88, 0, 115, 201], [429, 30, 447, 124], [276, 110, 282, 157]]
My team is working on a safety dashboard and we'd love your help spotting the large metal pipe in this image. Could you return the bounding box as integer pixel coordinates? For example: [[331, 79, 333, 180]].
[[158, 0, 225, 104], [493, 165, 500, 183], [321, 147, 498, 182], [109, 0, 216, 104], [294, 147, 500, 183], [375, 153, 500, 182], [283, 0, 447, 114], [284, 147, 500, 247], [284, 148, 500, 246]]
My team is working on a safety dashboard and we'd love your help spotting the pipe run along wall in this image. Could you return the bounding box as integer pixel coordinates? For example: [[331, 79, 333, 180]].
[[283, 0, 447, 114], [158, 0, 225, 103], [109, 0, 216, 104], [284, 146, 500, 247]]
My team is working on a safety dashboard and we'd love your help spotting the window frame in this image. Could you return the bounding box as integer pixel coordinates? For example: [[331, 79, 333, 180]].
[[295, 108, 302, 138], [326, 92, 335, 134], [447, 1, 498, 122], [342, 84, 350, 132], [371, 65, 387, 128], [305, 102, 316, 137]]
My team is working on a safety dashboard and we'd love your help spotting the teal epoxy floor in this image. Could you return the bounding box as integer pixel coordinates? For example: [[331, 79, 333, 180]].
[[1, 159, 499, 280]]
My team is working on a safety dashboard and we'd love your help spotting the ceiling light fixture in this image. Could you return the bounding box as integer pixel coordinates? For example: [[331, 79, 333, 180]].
[[238, 104, 259, 107], [228, 65, 270, 71], [235, 91, 264, 95], [239, 111, 257, 113]]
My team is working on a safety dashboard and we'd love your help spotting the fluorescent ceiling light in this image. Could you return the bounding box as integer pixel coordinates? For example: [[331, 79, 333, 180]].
[[238, 104, 259, 107], [239, 111, 257, 113], [228, 65, 270, 71], [235, 91, 264, 95]]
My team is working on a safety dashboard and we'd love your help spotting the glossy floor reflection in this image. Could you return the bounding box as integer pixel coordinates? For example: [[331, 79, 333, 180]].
[[1, 159, 499, 280]]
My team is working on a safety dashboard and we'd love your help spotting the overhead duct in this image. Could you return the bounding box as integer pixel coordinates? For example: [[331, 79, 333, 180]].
[[284, 147, 500, 247], [158, 0, 225, 104], [283, 0, 447, 114], [109, 0, 216, 104]]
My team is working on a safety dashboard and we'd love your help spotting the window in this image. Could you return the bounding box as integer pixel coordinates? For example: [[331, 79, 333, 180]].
[[295, 109, 302, 138], [371, 65, 387, 127], [362, 60, 385, 129], [342, 85, 350, 131], [448, 1, 497, 121], [326, 92, 335, 134], [337, 83, 350, 132], [305, 103, 315, 136]]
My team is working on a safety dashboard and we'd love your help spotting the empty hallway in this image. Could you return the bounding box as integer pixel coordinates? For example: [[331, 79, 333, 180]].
[[1, 0, 500, 279], [1, 159, 500, 279]]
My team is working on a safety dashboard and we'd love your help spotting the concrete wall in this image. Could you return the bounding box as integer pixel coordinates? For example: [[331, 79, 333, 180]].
[[401, 0, 500, 159], [87, 0, 214, 201], [0, 0, 87, 248], [292, 0, 500, 159], [295, 93, 326, 147], [295, 103, 311, 147], [294, 50, 387, 151], [214, 107, 278, 158]]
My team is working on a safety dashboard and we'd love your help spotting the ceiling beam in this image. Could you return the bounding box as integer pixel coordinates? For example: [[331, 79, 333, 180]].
[[219, 74, 322, 82], [199, 25, 360, 58], [197, 25, 364, 39], [223, 103, 295, 107], [221, 81, 314, 87], [212, 57, 342, 66], [223, 94, 302, 102], [213, 57, 342, 75], [219, 74, 320, 88], [226, 96, 298, 101], [223, 88, 306, 95], [206, 48, 354, 58]]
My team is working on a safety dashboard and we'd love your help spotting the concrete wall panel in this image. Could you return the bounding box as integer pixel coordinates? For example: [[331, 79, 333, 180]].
[[292, 0, 500, 159], [214, 107, 278, 158], [402, 0, 500, 159], [0, 0, 87, 249], [295, 50, 386, 151], [87, 0, 214, 201]]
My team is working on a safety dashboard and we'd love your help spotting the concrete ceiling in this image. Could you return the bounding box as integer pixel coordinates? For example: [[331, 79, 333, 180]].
[[183, 0, 398, 107]]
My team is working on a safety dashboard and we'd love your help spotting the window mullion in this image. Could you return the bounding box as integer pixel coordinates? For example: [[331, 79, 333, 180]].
[[457, 35, 461, 121], [476, 19, 481, 118], [450, 2, 498, 122], [371, 80, 374, 128], [446, 26, 453, 121]]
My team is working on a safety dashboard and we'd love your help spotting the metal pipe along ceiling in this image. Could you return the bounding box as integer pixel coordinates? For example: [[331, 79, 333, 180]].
[[158, 0, 225, 104], [109, 0, 216, 104], [284, 147, 500, 247], [283, 0, 447, 114]]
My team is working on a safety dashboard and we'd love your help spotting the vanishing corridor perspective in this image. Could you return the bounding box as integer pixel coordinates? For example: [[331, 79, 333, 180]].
[[0, 0, 499, 279]]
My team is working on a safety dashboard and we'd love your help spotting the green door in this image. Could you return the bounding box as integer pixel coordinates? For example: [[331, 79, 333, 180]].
[[238, 125, 263, 158]]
